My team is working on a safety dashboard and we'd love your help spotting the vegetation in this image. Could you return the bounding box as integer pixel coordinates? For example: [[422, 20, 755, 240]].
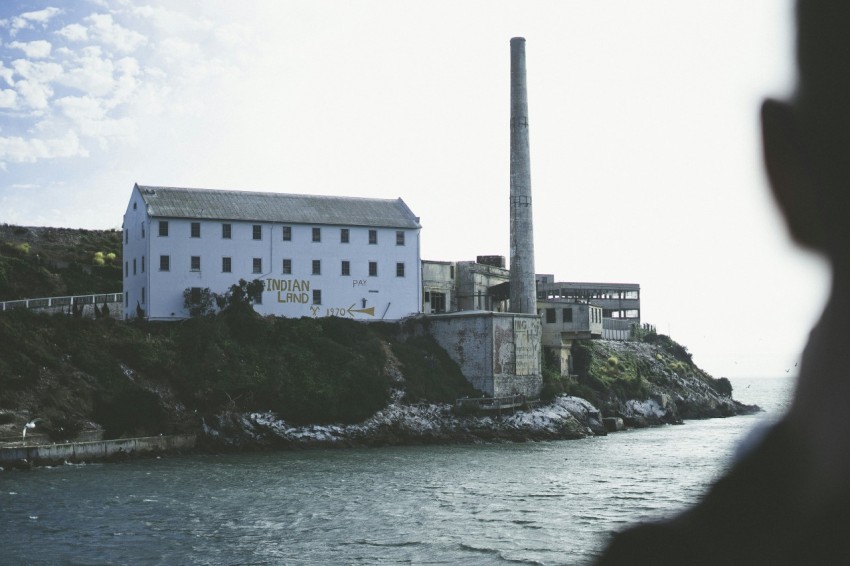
[[0, 304, 479, 439], [0, 225, 122, 300]]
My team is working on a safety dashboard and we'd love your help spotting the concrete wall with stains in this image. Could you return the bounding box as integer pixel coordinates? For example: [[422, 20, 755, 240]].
[[427, 311, 542, 398]]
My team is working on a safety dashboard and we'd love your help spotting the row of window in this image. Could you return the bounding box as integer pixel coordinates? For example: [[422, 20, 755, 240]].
[[152, 256, 406, 277], [147, 221, 407, 245], [543, 307, 603, 324]]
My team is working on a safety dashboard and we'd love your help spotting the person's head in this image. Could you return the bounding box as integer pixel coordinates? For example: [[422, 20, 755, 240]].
[[762, 1, 850, 264]]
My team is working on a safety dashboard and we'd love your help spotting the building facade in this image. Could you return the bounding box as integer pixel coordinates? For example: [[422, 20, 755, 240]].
[[123, 184, 422, 321]]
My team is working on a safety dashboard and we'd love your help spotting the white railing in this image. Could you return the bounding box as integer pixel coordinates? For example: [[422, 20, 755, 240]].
[[0, 292, 122, 314]]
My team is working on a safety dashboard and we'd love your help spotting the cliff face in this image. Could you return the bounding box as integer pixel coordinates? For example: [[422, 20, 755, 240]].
[[569, 336, 758, 427]]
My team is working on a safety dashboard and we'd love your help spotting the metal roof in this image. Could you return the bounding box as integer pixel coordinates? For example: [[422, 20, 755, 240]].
[[135, 184, 421, 229]]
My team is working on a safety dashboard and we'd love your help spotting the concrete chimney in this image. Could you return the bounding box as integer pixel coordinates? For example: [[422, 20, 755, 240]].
[[509, 37, 537, 315]]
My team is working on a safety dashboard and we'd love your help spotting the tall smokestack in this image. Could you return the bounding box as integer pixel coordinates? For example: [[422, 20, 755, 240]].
[[509, 37, 537, 315]]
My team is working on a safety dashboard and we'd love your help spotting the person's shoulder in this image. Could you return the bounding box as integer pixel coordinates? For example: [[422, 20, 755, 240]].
[[594, 419, 803, 566]]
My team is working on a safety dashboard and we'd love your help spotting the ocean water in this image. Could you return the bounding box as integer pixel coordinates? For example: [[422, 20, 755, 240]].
[[0, 376, 794, 566]]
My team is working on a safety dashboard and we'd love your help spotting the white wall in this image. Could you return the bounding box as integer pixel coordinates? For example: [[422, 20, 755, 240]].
[[124, 194, 421, 321], [122, 188, 150, 318]]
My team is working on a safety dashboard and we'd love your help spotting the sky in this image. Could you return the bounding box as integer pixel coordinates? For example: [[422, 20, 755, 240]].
[[0, 0, 829, 379]]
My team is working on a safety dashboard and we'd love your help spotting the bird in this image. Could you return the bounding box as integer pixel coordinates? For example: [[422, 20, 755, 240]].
[[22, 419, 41, 442]]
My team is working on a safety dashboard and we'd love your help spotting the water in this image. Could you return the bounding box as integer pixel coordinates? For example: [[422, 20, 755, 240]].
[[0, 376, 793, 566]]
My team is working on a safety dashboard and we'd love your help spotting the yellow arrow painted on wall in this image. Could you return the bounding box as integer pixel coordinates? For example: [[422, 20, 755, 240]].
[[347, 304, 375, 317]]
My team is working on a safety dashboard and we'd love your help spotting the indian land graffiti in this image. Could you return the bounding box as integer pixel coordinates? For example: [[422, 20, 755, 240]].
[[266, 278, 310, 304], [266, 278, 377, 318]]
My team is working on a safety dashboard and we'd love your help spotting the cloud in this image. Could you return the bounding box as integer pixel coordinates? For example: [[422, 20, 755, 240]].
[[10, 59, 63, 111], [56, 47, 118, 97], [85, 13, 147, 53], [56, 23, 88, 42], [0, 89, 16, 108], [0, 131, 87, 164], [7, 7, 62, 37], [8, 40, 52, 59]]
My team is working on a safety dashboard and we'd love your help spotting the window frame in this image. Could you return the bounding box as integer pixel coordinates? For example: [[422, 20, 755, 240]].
[[222, 223, 232, 239], [190, 256, 201, 271], [191, 222, 201, 238]]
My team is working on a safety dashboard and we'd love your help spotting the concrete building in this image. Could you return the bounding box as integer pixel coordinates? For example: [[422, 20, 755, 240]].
[[122, 184, 422, 321], [536, 278, 640, 340], [421, 260, 455, 314]]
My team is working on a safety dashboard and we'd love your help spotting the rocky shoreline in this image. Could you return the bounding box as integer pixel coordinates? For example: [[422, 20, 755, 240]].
[[199, 390, 760, 453]]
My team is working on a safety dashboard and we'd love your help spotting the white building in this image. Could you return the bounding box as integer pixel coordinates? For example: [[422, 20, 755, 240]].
[[122, 184, 422, 321]]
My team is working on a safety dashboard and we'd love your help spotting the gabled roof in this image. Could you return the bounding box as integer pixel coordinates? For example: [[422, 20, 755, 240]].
[[134, 184, 421, 229]]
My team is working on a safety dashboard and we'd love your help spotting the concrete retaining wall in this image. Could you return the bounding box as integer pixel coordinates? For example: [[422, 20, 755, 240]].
[[0, 434, 196, 467], [427, 311, 542, 398]]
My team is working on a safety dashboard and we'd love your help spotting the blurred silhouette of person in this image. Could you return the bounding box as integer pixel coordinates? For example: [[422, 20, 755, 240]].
[[595, 2, 850, 564]]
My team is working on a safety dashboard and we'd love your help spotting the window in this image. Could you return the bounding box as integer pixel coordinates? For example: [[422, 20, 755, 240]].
[[369, 261, 377, 277], [141, 256, 145, 273], [191, 222, 201, 238], [312, 289, 322, 305], [124, 261, 128, 278], [563, 307, 573, 323], [190, 287, 201, 304], [341, 260, 350, 276], [312, 227, 321, 242], [125, 229, 128, 243], [282, 259, 292, 274], [282, 226, 292, 241], [396, 262, 405, 277], [252, 224, 262, 240], [253, 258, 262, 274], [340, 228, 349, 243], [133, 258, 137, 275], [222, 257, 232, 273], [396, 231, 405, 245], [222, 223, 232, 239], [160, 255, 170, 271], [124, 291, 128, 308], [369, 229, 377, 244], [546, 308, 556, 323], [159, 221, 169, 237], [141, 223, 145, 238], [191, 256, 201, 271], [312, 259, 321, 275], [141, 286, 145, 304], [253, 284, 263, 305], [450, 265, 455, 279]]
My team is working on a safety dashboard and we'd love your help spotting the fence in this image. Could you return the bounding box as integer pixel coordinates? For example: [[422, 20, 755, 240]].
[[601, 320, 657, 341], [0, 292, 123, 318]]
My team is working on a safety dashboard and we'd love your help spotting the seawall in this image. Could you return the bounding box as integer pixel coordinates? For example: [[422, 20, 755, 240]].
[[0, 434, 196, 469]]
